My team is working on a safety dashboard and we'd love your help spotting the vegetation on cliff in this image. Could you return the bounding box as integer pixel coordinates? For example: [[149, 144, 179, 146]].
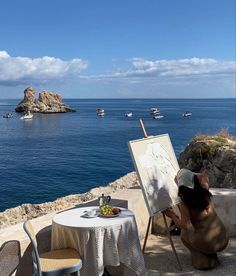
[[193, 129, 236, 157], [178, 129, 236, 188]]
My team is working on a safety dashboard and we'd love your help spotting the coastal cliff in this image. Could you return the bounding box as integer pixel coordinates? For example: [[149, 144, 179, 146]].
[[178, 130, 236, 188], [15, 87, 76, 113]]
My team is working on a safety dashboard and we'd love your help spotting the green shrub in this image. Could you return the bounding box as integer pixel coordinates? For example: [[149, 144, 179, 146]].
[[193, 129, 236, 158]]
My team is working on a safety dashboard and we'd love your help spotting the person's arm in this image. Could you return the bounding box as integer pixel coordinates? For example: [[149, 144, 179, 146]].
[[164, 202, 192, 230]]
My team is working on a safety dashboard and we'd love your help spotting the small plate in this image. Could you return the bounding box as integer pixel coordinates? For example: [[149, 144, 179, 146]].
[[99, 213, 119, 218]]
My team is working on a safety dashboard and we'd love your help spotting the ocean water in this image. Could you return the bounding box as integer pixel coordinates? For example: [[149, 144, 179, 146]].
[[0, 98, 235, 212]]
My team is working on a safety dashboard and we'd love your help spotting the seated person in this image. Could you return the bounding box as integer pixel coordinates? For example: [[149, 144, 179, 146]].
[[164, 169, 229, 270]]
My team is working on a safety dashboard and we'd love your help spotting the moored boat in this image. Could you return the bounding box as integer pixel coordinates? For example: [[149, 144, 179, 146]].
[[150, 107, 161, 115], [3, 112, 13, 118], [153, 115, 164, 119], [20, 111, 33, 120], [124, 112, 133, 117], [97, 108, 105, 117], [182, 111, 192, 117]]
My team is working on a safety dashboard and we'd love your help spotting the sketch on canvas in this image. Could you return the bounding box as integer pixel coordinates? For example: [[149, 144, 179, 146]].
[[128, 134, 180, 216]]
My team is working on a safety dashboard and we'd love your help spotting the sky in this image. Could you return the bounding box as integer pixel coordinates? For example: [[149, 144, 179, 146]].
[[0, 0, 235, 99]]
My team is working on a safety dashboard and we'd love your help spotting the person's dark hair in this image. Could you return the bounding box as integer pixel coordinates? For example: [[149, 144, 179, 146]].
[[178, 175, 212, 211]]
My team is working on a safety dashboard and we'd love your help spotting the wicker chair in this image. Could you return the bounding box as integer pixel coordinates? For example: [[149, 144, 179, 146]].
[[23, 221, 82, 276], [0, 240, 21, 276]]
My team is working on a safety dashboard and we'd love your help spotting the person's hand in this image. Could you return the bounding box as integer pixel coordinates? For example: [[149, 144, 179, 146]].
[[163, 207, 175, 218], [201, 175, 209, 189], [196, 173, 209, 189]]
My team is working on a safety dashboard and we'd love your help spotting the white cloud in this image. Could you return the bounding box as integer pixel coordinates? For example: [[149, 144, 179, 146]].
[[1, 51, 235, 99], [83, 57, 235, 81], [129, 57, 235, 78], [0, 51, 10, 58], [0, 51, 88, 85]]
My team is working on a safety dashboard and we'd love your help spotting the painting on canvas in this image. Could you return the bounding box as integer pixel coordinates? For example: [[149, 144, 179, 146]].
[[128, 134, 180, 216]]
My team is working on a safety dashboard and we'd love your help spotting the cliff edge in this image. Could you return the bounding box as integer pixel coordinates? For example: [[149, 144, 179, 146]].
[[178, 130, 236, 188], [0, 172, 138, 229]]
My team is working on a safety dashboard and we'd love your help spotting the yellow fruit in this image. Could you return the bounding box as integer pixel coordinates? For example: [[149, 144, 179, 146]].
[[100, 204, 114, 215]]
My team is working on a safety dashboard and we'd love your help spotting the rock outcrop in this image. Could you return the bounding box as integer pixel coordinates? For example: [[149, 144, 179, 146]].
[[15, 87, 76, 113], [178, 131, 236, 188]]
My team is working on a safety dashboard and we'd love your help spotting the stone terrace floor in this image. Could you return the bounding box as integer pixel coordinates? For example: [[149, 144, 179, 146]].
[[144, 235, 236, 275]]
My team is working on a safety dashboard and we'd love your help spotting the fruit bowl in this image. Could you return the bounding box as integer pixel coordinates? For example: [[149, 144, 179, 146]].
[[99, 205, 121, 217], [99, 213, 119, 218]]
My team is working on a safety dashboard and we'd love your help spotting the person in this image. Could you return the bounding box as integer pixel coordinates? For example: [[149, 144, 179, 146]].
[[164, 168, 229, 270]]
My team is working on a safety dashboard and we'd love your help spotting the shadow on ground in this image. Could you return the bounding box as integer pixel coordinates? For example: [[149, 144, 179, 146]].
[[144, 235, 236, 276]]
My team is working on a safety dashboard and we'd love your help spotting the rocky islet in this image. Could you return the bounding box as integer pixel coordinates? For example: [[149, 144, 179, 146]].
[[15, 87, 76, 113]]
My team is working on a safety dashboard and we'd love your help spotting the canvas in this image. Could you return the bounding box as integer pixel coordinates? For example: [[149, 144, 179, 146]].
[[128, 134, 180, 216]]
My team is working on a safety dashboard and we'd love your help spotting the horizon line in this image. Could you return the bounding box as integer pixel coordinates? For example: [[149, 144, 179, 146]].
[[0, 97, 235, 100]]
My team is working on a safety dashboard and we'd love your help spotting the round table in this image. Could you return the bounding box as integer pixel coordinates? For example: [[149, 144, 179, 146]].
[[51, 206, 147, 276]]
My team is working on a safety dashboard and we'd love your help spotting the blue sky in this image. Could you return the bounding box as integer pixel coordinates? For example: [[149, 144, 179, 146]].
[[0, 0, 235, 98]]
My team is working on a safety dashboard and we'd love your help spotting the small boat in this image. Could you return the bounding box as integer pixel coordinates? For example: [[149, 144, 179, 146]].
[[124, 112, 133, 117], [150, 107, 161, 115], [153, 115, 164, 119], [97, 108, 105, 117], [3, 112, 13, 118], [182, 112, 192, 117], [20, 111, 33, 120]]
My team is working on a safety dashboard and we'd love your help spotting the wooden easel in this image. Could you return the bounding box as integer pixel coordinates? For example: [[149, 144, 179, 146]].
[[139, 119, 182, 271]]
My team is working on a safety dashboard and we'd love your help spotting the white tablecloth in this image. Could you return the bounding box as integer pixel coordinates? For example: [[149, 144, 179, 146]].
[[51, 206, 147, 276]]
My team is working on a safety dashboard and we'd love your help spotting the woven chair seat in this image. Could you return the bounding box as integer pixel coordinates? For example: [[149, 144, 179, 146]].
[[39, 249, 82, 272], [24, 220, 82, 275]]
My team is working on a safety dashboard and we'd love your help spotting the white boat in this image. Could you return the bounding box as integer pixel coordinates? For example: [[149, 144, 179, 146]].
[[124, 112, 133, 117], [97, 108, 105, 117], [150, 107, 160, 115], [182, 112, 192, 117], [20, 111, 33, 120], [153, 115, 164, 119], [3, 112, 13, 118]]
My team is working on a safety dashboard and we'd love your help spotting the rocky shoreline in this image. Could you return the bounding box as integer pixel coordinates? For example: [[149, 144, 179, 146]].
[[0, 172, 138, 229], [1, 132, 235, 230]]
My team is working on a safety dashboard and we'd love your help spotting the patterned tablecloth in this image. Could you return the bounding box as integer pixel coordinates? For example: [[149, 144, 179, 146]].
[[51, 206, 147, 276]]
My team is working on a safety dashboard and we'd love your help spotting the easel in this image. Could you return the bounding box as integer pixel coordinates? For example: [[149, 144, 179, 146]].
[[139, 119, 182, 271]]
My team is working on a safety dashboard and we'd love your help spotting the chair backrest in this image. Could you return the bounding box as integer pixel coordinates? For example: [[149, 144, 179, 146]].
[[23, 220, 42, 276], [0, 240, 21, 276]]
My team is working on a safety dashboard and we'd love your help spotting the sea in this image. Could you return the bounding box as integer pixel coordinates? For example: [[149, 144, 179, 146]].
[[0, 98, 235, 212]]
